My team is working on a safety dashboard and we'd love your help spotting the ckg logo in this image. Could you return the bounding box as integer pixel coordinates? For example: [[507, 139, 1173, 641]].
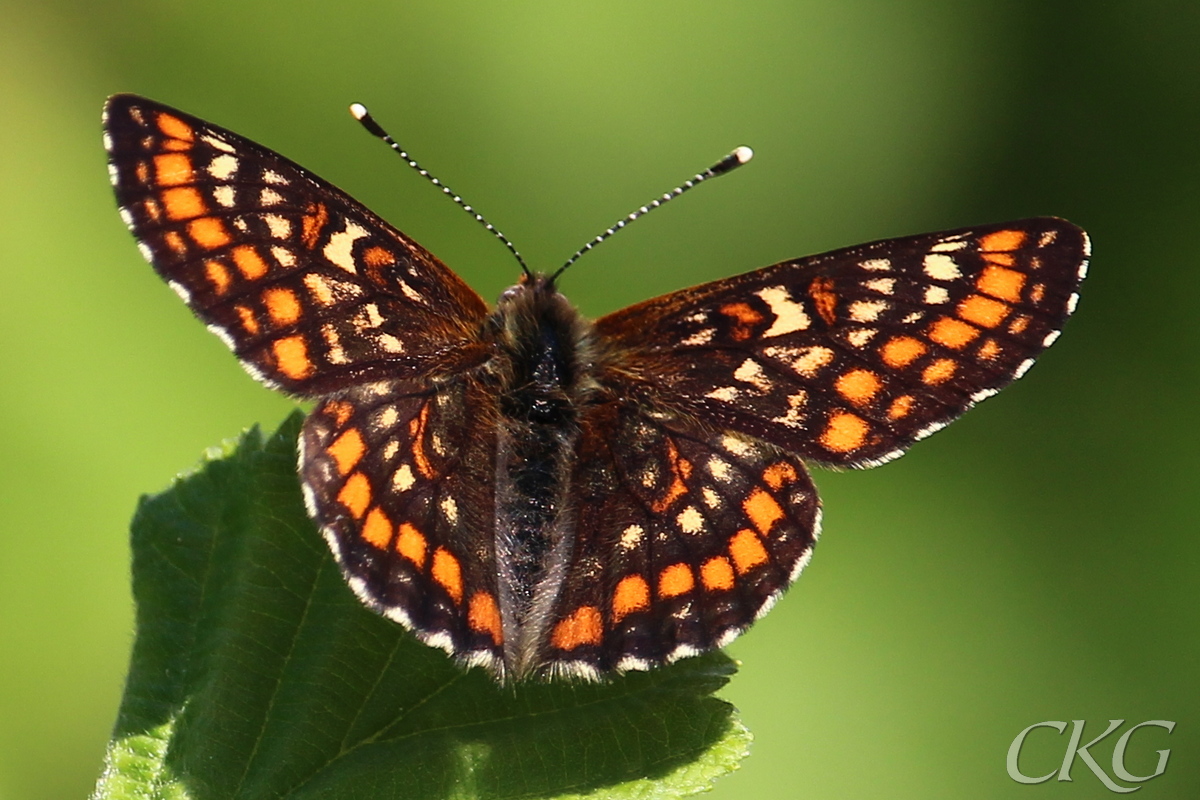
[[1007, 720, 1175, 793]]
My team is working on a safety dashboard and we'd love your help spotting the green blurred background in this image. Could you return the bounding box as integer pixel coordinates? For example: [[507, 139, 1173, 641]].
[[1, 1, 1196, 797]]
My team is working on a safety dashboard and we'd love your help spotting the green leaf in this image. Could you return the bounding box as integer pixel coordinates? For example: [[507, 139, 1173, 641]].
[[94, 412, 750, 800]]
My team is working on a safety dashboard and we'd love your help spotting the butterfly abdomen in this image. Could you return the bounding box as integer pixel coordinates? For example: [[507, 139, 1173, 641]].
[[487, 277, 603, 676]]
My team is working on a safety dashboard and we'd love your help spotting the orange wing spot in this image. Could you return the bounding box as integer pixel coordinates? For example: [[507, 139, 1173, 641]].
[[153, 153, 193, 186], [143, 197, 162, 221], [835, 368, 882, 406], [1029, 283, 1046, 303], [612, 574, 651, 621], [263, 286, 302, 325], [337, 472, 371, 519], [650, 439, 691, 513], [161, 186, 206, 220], [163, 231, 187, 255], [808, 276, 839, 325], [957, 294, 1010, 329], [550, 606, 603, 650], [468, 591, 504, 643], [322, 399, 355, 426], [363, 246, 395, 267], [762, 461, 798, 490], [982, 252, 1016, 267], [729, 529, 769, 575], [976, 264, 1025, 302], [155, 112, 194, 142], [743, 487, 786, 535], [361, 507, 393, 549], [235, 305, 259, 335], [888, 395, 915, 419], [396, 522, 427, 567], [187, 217, 231, 250], [301, 201, 329, 249], [431, 547, 463, 604], [700, 556, 736, 591], [928, 316, 979, 350], [135, 161, 150, 184], [272, 335, 313, 380], [977, 338, 1002, 361], [881, 336, 926, 368], [719, 301, 764, 341], [922, 358, 956, 385], [408, 403, 435, 478], [327, 428, 366, 475], [658, 563, 695, 598], [204, 260, 232, 294], [1008, 315, 1031, 334], [820, 411, 869, 453], [231, 245, 269, 279], [160, 139, 191, 152], [979, 229, 1026, 252]]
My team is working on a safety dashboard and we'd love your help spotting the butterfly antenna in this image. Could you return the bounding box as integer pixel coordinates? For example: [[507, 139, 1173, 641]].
[[350, 102, 532, 277], [549, 146, 754, 283]]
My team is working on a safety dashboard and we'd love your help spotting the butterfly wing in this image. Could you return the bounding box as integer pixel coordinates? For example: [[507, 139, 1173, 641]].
[[541, 402, 819, 677], [595, 218, 1089, 468], [103, 94, 491, 396], [300, 377, 507, 674]]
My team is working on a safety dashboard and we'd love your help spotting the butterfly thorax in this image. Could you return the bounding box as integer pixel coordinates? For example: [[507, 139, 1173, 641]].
[[485, 275, 603, 676]]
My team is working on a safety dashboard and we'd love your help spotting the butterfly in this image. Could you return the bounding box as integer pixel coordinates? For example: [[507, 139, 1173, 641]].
[[103, 94, 1088, 682]]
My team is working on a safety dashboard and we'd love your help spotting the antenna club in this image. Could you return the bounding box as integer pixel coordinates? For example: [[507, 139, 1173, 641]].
[[734, 145, 754, 164], [349, 102, 368, 121]]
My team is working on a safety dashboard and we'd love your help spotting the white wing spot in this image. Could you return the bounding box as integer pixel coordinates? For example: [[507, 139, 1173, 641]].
[[764, 345, 834, 377], [860, 258, 891, 271], [681, 328, 716, 346], [923, 253, 961, 280], [901, 311, 924, 324], [263, 169, 288, 185], [619, 525, 644, 549], [930, 238, 968, 252], [846, 328, 877, 347], [377, 333, 405, 353], [441, 496, 459, 524], [1038, 230, 1058, 247], [924, 286, 950, 304], [772, 391, 808, 428], [1042, 330, 1061, 347], [756, 286, 812, 336], [398, 280, 424, 304], [1013, 358, 1035, 379], [702, 487, 722, 508], [321, 324, 348, 364], [733, 358, 771, 391], [1066, 293, 1079, 313], [324, 222, 368, 273], [263, 214, 291, 239], [864, 278, 895, 295], [393, 464, 415, 491], [721, 434, 753, 456], [677, 506, 705, 534], [201, 133, 236, 153], [272, 246, 297, 268], [207, 154, 238, 180], [707, 456, 732, 482], [848, 299, 888, 322], [260, 188, 283, 205], [706, 386, 741, 402], [376, 407, 400, 428], [213, 185, 235, 207], [381, 439, 400, 461], [168, 281, 192, 303]]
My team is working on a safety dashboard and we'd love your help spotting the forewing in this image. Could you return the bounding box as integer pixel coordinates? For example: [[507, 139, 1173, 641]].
[[103, 94, 490, 396], [596, 218, 1089, 467], [539, 401, 819, 677], [300, 378, 504, 674]]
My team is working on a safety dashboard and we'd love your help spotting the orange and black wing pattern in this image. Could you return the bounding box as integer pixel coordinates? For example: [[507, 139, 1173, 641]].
[[103, 94, 491, 396], [596, 218, 1089, 468]]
